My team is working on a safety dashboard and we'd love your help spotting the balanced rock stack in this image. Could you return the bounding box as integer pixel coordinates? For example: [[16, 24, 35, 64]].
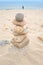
[[11, 13, 29, 48]]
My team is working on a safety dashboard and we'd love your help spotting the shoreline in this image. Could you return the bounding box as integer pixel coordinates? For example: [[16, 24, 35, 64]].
[[0, 8, 43, 10]]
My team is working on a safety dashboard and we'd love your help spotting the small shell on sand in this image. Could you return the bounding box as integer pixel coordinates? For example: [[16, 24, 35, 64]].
[[38, 36, 43, 41]]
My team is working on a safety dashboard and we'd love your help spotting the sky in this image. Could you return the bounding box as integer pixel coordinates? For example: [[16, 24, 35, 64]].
[[0, 0, 42, 5], [0, 0, 43, 1], [0, 0, 43, 3]]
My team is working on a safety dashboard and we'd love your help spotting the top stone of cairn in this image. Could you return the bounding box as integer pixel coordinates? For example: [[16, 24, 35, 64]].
[[15, 13, 24, 22]]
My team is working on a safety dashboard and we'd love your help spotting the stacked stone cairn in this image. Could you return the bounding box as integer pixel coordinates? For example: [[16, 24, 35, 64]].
[[11, 13, 29, 48]]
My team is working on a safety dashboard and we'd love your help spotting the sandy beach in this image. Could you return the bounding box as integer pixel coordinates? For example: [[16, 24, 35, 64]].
[[0, 10, 43, 65]]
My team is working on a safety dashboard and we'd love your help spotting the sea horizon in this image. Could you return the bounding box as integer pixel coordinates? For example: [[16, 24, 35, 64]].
[[0, 1, 43, 10]]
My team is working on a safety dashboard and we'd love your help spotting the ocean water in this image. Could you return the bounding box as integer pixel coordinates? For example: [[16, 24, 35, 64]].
[[0, 1, 43, 10]]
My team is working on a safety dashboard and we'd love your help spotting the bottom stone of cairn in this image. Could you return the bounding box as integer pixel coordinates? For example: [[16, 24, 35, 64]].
[[11, 36, 29, 48]]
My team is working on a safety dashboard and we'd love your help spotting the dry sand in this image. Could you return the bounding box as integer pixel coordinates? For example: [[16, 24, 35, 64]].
[[0, 10, 43, 65]]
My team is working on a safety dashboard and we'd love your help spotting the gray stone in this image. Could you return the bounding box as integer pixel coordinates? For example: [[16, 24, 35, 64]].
[[0, 40, 9, 46], [15, 13, 24, 22]]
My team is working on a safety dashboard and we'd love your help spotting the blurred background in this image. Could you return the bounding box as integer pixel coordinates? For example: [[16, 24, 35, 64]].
[[0, 0, 43, 10]]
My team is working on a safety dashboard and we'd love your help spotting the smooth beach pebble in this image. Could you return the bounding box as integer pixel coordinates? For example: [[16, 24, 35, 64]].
[[5, 27, 9, 30], [14, 26, 23, 34], [41, 25, 43, 27], [15, 13, 24, 22], [38, 36, 43, 41], [0, 40, 9, 46], [13, 20, 25, 26], [12, 35, 26, 43], [11, 36, 29, 48]]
